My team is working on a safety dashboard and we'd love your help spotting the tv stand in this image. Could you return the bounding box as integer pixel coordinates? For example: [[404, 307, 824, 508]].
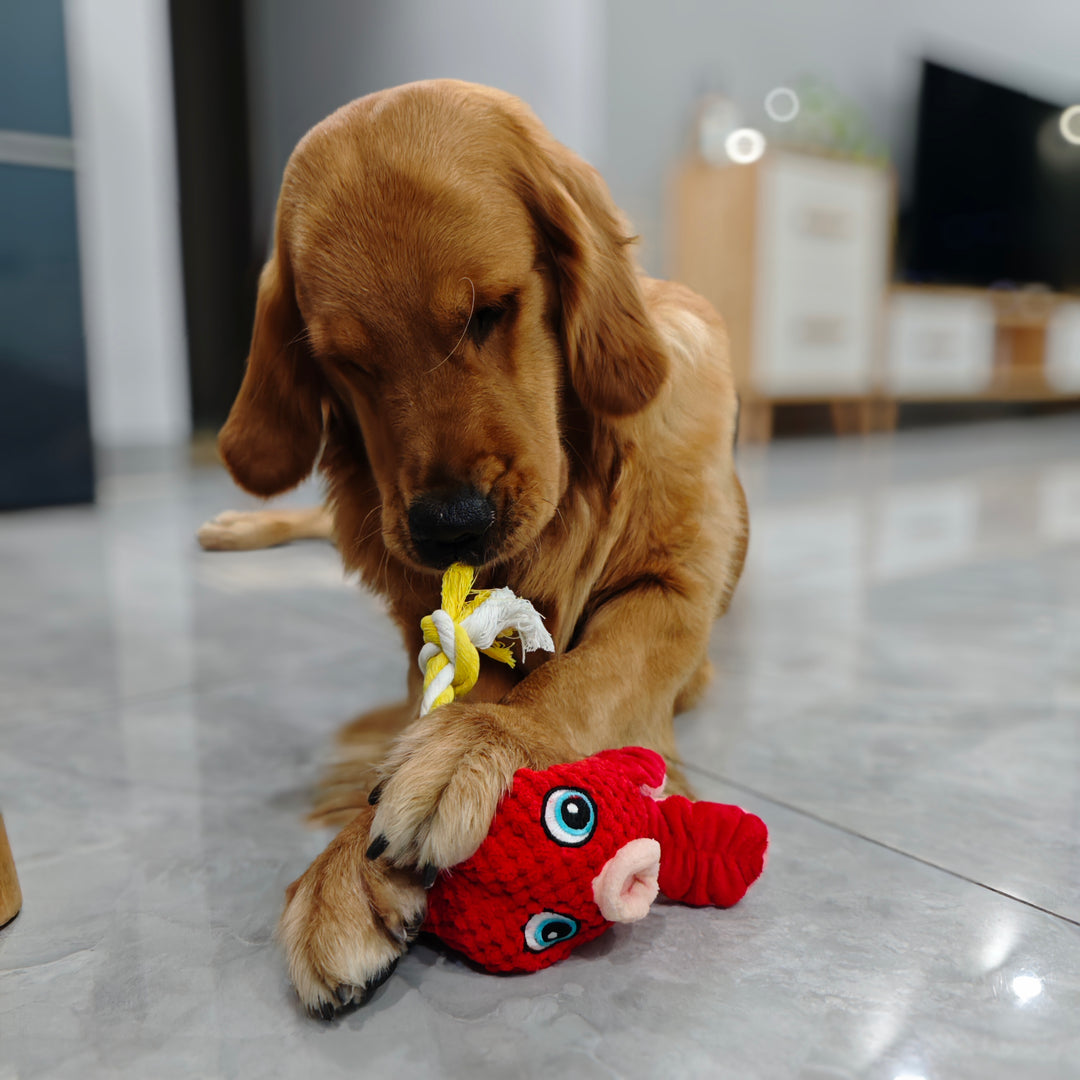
[[738, 287, 1080, 442]]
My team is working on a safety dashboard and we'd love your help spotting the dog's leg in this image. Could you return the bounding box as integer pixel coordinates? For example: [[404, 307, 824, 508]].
[[308, 661, 516, 829], [717, 477, 749, 616], [281, 666, 521, 1014], [282, 583, 715, 1014], [673, 656, 715, 716], [278, 804, 426, 1018], [196, 506, 333, 551]]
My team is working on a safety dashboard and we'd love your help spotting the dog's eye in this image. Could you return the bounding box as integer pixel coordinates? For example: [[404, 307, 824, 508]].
[[323, 351, 373, 380], [523, 911, 579, 952], [542, 787, 597, 846], [467, 304, 507, 347]]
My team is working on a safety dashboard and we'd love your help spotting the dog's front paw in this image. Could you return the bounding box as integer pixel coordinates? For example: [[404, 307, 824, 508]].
[[278, 814, 427, 1018], [367, 704, 557, 872]]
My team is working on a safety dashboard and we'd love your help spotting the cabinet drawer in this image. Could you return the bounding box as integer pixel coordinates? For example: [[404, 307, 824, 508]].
[[760, 305, 866, 394], [885, 294, 994, 393], [1046, 302, 1080, 392]]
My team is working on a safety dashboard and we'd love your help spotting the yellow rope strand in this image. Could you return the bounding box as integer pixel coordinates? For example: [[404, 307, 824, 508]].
[[419, 563, 521, 713]]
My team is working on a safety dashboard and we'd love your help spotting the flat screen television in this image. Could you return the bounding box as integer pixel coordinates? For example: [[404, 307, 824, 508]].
[[905, 59, 1080, 291]]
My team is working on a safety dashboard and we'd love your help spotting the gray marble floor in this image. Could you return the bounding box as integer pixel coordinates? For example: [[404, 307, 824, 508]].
[[2, 416, 1079, 1079]]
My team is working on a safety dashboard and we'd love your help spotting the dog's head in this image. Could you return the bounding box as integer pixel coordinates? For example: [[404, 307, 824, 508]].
[[219, 80, 668, 573]]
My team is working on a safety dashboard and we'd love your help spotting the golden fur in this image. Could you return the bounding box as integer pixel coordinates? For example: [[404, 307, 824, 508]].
[[204, 80, 748, 1016]]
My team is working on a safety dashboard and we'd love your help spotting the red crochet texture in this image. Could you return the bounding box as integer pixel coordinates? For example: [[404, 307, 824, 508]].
[[423, 747, 767, 973]]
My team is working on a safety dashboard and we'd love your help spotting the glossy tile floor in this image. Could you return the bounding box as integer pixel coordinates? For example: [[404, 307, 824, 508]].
[[2, 416, 1079, 1079]]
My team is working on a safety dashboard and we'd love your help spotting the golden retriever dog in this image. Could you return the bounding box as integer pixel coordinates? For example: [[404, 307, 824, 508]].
[[199, 79, 747, 1017]]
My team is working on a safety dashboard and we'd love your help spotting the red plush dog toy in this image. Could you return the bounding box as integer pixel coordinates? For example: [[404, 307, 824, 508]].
[[423, 747, 768, 972]]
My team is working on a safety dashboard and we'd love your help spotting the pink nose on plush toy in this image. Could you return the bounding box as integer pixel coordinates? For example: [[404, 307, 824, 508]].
[[592, 838, 661, 922]]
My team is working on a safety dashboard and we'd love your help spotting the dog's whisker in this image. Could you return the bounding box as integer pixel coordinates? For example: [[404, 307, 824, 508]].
[[537, 496, 568, 535], [349, 505, 385, 554], [560, 436, 588, 472], [284, 324, 313, 351], [427, 277, 476, 373]]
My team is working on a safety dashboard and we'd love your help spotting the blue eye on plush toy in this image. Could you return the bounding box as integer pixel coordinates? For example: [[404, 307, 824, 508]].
[[523, 911, 580, 952], [542, 788, 597, 846]]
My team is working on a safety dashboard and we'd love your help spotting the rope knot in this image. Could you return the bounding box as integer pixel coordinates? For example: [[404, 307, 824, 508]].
[[418, 563, 554, 716]]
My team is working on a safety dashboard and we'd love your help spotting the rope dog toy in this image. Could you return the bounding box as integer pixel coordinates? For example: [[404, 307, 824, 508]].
[[418, 563, 554, 716]]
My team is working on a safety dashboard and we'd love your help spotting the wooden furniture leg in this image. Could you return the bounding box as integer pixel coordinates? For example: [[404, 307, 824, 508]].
[[870, 398, 899, 433], [830, 400, 854, 436], [0, 814, 22, 929], [739, 400, 774, 444], [830, 399, 874, 436]]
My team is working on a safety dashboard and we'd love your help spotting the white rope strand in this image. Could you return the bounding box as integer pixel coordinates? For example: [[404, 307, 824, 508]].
[[417, 585, 554, 716]]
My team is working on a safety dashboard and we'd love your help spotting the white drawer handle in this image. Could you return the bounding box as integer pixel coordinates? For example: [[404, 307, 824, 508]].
[[794, 316, 847, 346], [798, 207, 850, 240], [914, 330, 959, 361]]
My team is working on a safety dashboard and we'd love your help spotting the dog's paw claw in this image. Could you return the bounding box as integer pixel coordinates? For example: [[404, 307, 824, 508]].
[[325, 958, 400, 1014], [279, 815, 425, 1018]]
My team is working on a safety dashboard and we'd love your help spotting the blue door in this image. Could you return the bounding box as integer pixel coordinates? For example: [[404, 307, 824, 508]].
[[0, 0, 94, 508]]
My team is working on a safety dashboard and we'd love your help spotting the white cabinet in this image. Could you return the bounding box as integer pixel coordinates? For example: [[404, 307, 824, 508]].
[[752, 153, 892, 396], [885, 292, 995, 394], [671, 150, 892, 406], [1046, 302, 1080, 392]]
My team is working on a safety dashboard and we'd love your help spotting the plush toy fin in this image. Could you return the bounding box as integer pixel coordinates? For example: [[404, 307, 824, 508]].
[[647, 796, 767, 908], [587, 746, 668, 796]]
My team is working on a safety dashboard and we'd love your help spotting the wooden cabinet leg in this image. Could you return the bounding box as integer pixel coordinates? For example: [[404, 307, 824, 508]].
[[739, 400, 773, 444], [870, 398, 899, 433], [0, 814, 21, 929], [830, 401, 858, 436], [830, 399, 878, 436]]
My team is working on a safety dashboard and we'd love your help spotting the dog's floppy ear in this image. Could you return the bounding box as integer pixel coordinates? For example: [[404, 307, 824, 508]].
[[511, 122, 668, 417], [218, 237, 324, 497]]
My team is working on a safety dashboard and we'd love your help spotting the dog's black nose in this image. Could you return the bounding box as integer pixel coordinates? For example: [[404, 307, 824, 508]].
[[408, 488, 496, 567]]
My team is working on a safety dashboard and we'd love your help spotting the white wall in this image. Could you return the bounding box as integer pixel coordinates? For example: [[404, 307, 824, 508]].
[[55, 0, 1079, 443], [244, 0, 1080, 276], [65, 0, 190, 447], [244, 0, 606, 250], [606, 0, 1080, 273]]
